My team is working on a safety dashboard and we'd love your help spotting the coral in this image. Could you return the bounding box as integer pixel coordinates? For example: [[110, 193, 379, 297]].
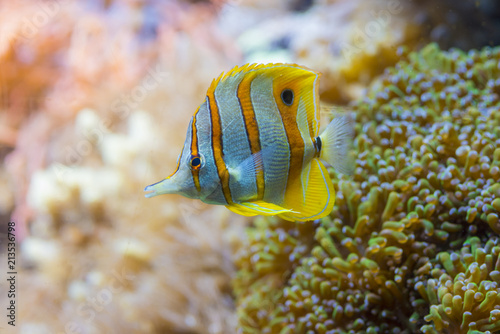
[[228, 0, 424, 103], [1, 1, 243, 333], [2, 0, 159, 238], [416, 237, 500, 333], [228, 0, 500, 104], [233, 43, 500, 333]]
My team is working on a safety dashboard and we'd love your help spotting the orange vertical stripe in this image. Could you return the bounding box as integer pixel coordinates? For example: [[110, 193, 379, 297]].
[[206, 86, 233, 205], [272, 79, 306, 202], [237, 72, 265, 200], [190, 108, 201, 192], [167, 154, 181, 179]]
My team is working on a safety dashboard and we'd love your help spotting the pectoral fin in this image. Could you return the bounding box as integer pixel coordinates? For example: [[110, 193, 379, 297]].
[[227, 150, 264, 182], [226, 201, 292, 217]]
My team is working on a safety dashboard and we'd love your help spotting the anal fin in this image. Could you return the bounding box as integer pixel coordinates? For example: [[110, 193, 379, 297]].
[[226, 201, 292, 217], [279, 158, 335, 222]]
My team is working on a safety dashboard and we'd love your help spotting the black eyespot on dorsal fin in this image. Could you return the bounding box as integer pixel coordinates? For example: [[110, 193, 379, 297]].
[[281, 89, 294, 106]]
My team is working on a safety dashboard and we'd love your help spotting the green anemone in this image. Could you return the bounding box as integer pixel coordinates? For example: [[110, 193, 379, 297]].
[[234, 43, 500, 334]]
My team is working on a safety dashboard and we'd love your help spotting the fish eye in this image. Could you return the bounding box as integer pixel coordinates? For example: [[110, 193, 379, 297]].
[[281, 89, 294, 106], [190, 155, 203, 170]]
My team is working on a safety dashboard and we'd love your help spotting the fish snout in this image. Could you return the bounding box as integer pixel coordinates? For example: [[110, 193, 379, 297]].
[[144, 177, 179, 198]]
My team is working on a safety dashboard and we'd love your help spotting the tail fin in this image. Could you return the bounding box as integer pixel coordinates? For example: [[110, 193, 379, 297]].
[[319, 115, 355, 175]]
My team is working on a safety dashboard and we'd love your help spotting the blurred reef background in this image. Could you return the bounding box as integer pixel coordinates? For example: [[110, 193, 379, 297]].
[[0, 0, 499, 333]]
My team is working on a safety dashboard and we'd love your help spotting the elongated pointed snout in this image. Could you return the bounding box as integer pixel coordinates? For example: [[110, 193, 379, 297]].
[[144, 165, 197, 198], [144, 177, 179, 198]]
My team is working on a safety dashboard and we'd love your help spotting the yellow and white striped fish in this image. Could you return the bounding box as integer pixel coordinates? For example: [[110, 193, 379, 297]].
[[145, 63, 352, 221]]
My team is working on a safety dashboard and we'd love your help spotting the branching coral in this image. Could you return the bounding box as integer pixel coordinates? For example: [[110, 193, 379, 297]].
[[233, 43, 500, 333]]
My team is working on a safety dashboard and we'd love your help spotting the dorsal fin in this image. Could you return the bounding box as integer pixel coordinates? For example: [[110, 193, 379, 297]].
[[209, 63, 316, 84], [206, 62, 321, 141], [207, 63, 319, 107]]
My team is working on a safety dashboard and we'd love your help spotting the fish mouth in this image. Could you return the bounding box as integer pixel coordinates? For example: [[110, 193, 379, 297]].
[[144, 182, 159, 198]]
